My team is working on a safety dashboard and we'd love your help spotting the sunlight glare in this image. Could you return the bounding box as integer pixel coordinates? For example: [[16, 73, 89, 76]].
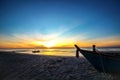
[[44, 40, 56, 48]]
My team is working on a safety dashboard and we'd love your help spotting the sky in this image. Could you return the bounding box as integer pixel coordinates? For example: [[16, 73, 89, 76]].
[[0, 0, 120, 48]]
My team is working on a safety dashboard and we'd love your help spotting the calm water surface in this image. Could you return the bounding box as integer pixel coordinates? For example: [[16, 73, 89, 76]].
[[0, 48, 120, 57]]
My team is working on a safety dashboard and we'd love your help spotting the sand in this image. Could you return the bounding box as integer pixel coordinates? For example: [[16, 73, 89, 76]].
[[0, 51, 118, 80]]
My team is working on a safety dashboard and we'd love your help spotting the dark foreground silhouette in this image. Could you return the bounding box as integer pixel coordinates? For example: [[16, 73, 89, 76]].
[[75, 45, 120, 75]]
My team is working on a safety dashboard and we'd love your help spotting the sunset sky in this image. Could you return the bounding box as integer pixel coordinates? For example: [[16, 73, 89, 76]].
[[0, 0, 120, 48]]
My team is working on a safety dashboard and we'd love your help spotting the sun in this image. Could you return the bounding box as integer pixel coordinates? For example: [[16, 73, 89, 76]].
[[44, 40, 55, 48]]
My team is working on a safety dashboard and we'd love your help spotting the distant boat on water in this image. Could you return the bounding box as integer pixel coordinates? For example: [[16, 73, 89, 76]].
[[75, 44, 120, 74], [32, 50, 40, 53]]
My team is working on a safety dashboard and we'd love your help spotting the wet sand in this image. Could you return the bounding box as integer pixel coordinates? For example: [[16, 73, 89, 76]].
[[0, 51, 118, 80]]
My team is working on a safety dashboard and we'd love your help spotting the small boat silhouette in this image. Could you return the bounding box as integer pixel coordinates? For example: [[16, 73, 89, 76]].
[[32, 50, 40, 53]]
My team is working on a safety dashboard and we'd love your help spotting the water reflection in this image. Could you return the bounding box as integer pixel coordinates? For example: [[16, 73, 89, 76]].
[[34, 49, 77, 57], [0, 48, 120, 57]]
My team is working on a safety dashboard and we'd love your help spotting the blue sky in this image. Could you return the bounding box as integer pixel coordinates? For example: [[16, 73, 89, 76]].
[[0, 0, 120, 48]]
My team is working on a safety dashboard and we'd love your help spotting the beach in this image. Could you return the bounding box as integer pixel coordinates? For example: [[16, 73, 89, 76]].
[[0, 51, 119, 80]]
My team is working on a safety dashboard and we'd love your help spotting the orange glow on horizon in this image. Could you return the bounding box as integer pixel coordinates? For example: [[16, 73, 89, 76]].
[[0, 40, 120, 49], [0, 34, 120, 49]]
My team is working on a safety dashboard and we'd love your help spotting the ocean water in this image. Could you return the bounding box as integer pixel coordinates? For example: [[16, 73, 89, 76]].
[[0, 48, 120, 57], [0, 48, 76, 57]]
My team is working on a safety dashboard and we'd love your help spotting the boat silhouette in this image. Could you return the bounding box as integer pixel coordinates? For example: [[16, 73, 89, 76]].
[[32, 50, 40, 53], [75, 44, 120, 74]]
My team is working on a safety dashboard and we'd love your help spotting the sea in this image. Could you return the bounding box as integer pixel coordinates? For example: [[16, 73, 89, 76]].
[[0, 48, 120, 57]]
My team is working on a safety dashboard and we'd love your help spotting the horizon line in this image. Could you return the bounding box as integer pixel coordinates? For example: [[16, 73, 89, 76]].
[[0, 45, 120, 49]]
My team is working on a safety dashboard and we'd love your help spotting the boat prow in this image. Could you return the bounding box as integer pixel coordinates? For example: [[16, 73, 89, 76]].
[[75, 44, 120, 74]]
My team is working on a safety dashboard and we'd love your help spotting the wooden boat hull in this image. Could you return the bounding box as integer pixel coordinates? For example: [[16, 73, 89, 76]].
[[80, 50, 120, 74], [75, 45, 120, 74]]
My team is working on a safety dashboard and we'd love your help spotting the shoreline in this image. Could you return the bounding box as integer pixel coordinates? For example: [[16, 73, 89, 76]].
[[0, 51, 118, 80]]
